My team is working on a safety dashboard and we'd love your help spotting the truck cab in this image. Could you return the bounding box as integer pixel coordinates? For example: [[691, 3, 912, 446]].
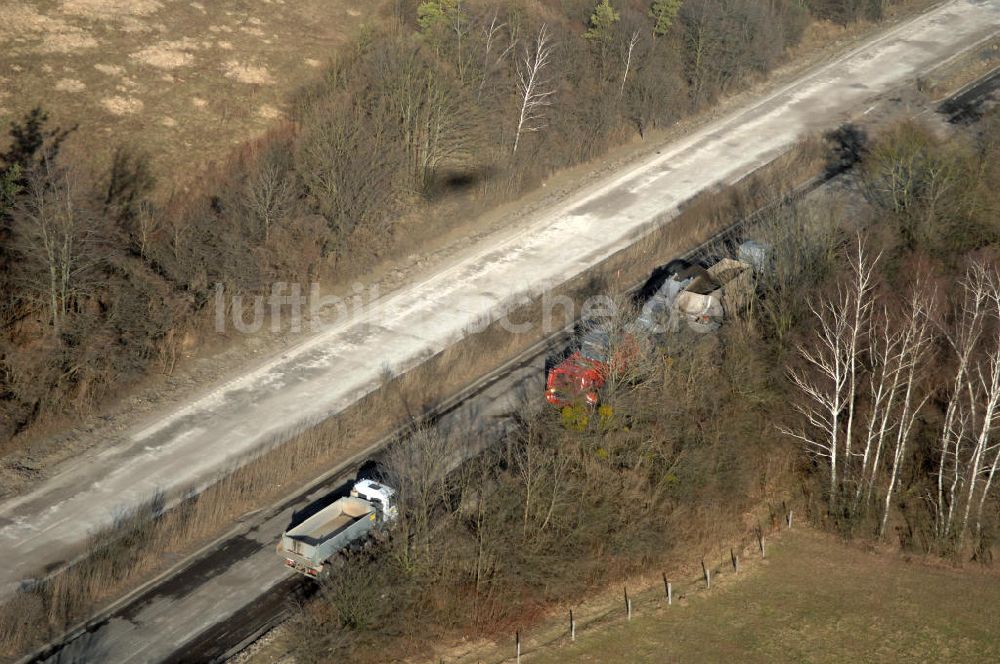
[[350, 479, 399, 522]]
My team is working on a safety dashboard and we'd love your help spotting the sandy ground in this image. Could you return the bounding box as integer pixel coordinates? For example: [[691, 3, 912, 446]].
[[0, 0, 375, 181], [1, 0, 999, 607]]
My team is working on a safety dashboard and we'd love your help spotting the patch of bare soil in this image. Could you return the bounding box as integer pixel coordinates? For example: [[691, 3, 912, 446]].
[[54, 78, 86, 92], [101, 95, 144, 115], [60, 0, 165, 20], [222, 59, 274, 84], [131, 39, 200, 69]]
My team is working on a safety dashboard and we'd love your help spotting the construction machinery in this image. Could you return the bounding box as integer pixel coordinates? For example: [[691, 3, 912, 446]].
[[545, 251, 754, 407]]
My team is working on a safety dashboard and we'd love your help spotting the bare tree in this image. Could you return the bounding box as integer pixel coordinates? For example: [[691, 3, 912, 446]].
[[512, 24, 555, 155], [915, 261, 1000, 551], [856, 306, 903, 507], [477, 9, 516, 102], [450, 0, 470, 83], [381, 427, 457, 571], [457, 452, 504, 595], [680, 0, 726, 107], [781, 239, 879, 508], [781, 292, 851, 502], [956, 268, 1000, 544], [969, 333, 1000, 542], [878, 285, 933, 537], [843, 238, 880, 471], [506, 417, 570, 545], [12, 162, 101, 332], [861, 121, 969, 250], [934, 264, 989, 542], [374, 45, 472, 191], [749, 201, 841, 343], [295, 105, 402, 239], [243, 158, 293, 243], [620, 29, 640, 99]]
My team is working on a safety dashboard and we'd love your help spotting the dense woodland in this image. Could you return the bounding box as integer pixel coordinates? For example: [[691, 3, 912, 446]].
[[0, 0, 899, 445], [288, 111, 1000, 662]]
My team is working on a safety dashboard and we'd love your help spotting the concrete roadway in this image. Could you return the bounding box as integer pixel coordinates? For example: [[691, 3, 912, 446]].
[[2, 0, 999, 609]]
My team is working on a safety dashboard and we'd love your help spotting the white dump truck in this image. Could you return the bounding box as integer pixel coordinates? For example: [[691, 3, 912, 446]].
[[277, 479, 398, 578]]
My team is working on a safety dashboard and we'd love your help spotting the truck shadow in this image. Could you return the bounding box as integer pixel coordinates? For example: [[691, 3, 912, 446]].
[[285, 479, 354, 532], [634, 258, 693, 304]]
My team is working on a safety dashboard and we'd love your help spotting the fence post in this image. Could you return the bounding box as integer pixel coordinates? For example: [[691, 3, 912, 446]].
[[787, 510, 793, 529], [624, 586, 631, 620], [516, 630, 521, 664], [702, 559, 711, 590], [570, 609, 575, 642], [668, 581, 673, 606], [732, 548, 739, 574]]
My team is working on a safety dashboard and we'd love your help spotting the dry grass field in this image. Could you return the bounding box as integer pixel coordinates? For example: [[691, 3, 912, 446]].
[[520, 529, 1000, 664], [0, 0, 379, 185]]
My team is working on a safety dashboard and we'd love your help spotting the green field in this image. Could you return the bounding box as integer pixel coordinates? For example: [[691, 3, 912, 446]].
[[527, 530, 1000, 663]]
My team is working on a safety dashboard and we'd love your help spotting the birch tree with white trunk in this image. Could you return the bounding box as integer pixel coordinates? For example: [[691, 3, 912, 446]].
[[922, 261, 1000, 554], [970, 336, 1000, 542], [879, 285, 934, 537], [955, 266, 1000, 546], [477, 9, 515, 102], [620, 29, 640, 99], [781, 288, 852, 504], [855, 306, 903, 507], [934, 264, 989, 542], [843, 238, 880, 477], [512, 23, 555, 155], [781, 238, 879, 509]]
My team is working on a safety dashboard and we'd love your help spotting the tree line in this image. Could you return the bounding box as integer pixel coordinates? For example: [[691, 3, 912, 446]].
[[784, 118, 1000, 553]]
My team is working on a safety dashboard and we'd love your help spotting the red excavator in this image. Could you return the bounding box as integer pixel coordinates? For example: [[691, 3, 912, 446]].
[[544, 331, 607, 407], [545, 328, 636, 408]]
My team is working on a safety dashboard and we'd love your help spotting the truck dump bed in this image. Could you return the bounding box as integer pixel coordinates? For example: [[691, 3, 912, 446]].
[[278, 497, 376, 576], [292, 503, 368, 545]]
